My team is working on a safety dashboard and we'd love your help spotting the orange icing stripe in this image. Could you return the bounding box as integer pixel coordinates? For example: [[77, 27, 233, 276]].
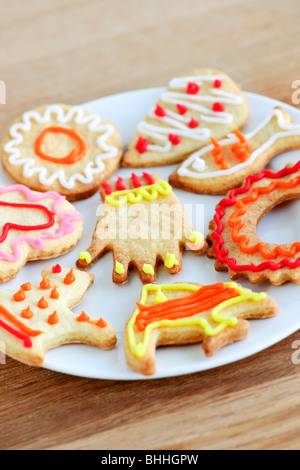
[[0, 305, 42, 337], [211, 138, 229, 170], [231, 130, 250, 163], [34, 126, 87, 165], [135, 283, 239, 331], [229, 175, 300, 259]]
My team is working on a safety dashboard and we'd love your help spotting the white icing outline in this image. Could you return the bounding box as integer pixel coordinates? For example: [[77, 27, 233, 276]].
[[4, 105, 119, 189], [177, 109, 300, 179], [138, 75, 245, 153]]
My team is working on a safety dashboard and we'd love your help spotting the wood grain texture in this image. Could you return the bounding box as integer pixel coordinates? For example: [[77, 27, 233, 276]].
[[1, 0, 300, 450]]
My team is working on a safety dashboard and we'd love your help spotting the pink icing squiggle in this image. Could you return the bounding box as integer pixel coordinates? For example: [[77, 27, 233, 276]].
[[0, 185, 83, 262], [211, 161, 300, 272]]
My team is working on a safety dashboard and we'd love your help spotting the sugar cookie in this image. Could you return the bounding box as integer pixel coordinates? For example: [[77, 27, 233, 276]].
[[0, 184, 83, 283], [170, 107, 300, 194], [124, 282, 277, 375], [76, 173, 207, 285], [123, 69, 249, 168], [208, 161, 300, 284], [1, 104, 123, 201], [0, 266, 116, 367]]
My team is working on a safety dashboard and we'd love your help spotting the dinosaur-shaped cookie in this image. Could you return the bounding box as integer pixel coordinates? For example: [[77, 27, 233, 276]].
[[124, 282, 277, 376]]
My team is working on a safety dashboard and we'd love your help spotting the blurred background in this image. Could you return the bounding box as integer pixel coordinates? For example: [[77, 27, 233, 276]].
[[1, 0, 300, 126]]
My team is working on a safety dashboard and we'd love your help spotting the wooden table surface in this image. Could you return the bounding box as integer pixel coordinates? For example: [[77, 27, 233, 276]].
[[1, 0, 300, 451]]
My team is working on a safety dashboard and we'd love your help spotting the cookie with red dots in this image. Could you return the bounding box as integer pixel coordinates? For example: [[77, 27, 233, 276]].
[[0, 266, 116, 367], [123, 69, 249, 168]]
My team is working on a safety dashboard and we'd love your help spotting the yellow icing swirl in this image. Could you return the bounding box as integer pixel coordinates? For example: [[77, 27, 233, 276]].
[[127, 282, 267, 358], [105, 181, 172, 207]]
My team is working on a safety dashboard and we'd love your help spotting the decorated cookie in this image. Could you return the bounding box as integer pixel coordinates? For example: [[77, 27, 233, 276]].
[[124, 281, 277, 375], [0, 184, 83, 283], [123, 69, 249, 168], [170, 107, 300, 194], [1, 104, 123, 201], [208, 161, 300, 285], [76, 173, 208, 285], [0, 266, 116, 366]]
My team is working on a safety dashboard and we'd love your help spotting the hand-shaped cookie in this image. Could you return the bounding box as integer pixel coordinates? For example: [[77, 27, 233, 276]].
[[0, 265, 116, 367], [76, 173, 208, 285]]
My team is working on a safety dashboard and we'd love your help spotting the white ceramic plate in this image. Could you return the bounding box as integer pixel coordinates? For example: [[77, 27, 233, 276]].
[[4, 88, 300, 380]]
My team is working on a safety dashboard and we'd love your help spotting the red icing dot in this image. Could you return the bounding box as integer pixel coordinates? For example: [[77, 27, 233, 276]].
[[189, 118, 199, 129], [154, 104, 166, 117], [132, 173, 142, 188], [187, 82, 200, 95], [177, 104, 188, 115], [116, 177, 127, 191], [102, 183, 112, 195], [213, 102, 225, 112], [214, 79, 222, 88], [169, 134, 181, 146], [52, 265, 62, 274], [143, 172, 155, 185], [136, 136, 148, 154]]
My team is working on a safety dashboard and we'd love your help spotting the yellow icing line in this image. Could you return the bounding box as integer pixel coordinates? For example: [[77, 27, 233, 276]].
[[78, 251, 91, 264], [127, 282, 267, 358], [115, 261, 125, 275], [190, 231, 204, 245], [105, 181, 172, 207], [165, 253, 179, 269]]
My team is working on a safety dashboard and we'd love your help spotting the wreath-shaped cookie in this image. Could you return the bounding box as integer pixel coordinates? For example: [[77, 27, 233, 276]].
[[208, 161, 300, 285]]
